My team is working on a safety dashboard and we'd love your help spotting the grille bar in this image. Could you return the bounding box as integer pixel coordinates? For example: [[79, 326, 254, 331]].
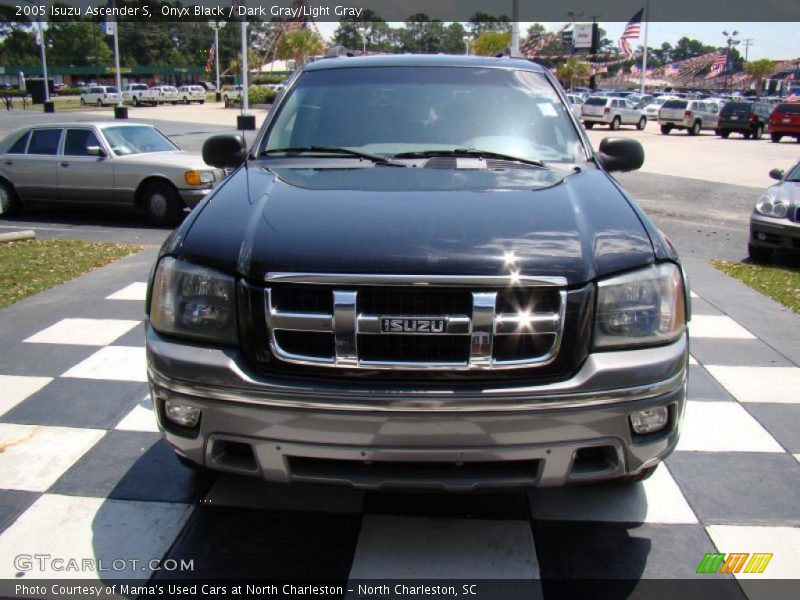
[[264, 276, 566, 370]]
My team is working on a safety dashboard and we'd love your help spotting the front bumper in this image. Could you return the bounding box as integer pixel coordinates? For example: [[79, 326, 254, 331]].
[[178, 188, 213, 208], [750, 213, 800, 252], [146, 326, 688, 490]]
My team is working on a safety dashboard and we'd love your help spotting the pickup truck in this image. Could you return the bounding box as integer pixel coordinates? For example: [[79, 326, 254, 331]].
[[121, 84, 158, 106], [145, 54, 690, 490]]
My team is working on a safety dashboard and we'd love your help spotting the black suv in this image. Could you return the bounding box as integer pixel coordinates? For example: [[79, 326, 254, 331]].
[[716, 100, 772, 139], [145, 55, 689, 490]]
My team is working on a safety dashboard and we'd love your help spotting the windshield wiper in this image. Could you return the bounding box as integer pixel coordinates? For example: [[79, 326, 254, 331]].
[[392, 149, 548, 168], [260, 146, 403, 166]]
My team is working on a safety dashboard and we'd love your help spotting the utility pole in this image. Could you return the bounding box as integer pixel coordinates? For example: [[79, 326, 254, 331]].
[[511, 0, 520, 55], [742, 39, 753, 62], [722, 30, 740, 92], [640, 0, 649, 94], [589, 16, 599, 90]]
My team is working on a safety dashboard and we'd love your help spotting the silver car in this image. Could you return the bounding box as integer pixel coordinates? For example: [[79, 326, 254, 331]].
[[749, 162, 800, 261], [658, 99, 719, 136], [582, 96, 647, 130], [566, 93, 584, 119], [0, 122, 225, 226]]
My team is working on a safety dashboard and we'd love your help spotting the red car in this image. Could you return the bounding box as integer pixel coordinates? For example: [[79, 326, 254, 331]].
[[769, 103, 800, 143]]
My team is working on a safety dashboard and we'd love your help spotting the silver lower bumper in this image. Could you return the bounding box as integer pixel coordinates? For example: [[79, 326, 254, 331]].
[[146, 326, 688, 490]]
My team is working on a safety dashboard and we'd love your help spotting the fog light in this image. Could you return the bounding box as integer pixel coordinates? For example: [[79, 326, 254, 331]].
[[630, 407, 669, 434], [165, 399, 201, 427], [756, 232, 767, 241]]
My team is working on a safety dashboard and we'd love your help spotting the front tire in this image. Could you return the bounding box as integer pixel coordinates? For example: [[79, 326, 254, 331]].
[[771, 133, 782, 143], [0, 179, 22, 217], [141, 181, 184, 227], [748, 243, 772, 263], [96, 99, 102, 107], [132, 96, 139, 107], [80, 97, 85, 106], [183, 96, 189, 104], [743, 131, 752, 140], [610, 116, 621, 131], [688, 120, 701, 136], [660, 124, 672, 135], [583, 121, 594, 129], [637, 116, 647, 130], [753, 125, 764, 140], [720, 130, 730, 139]]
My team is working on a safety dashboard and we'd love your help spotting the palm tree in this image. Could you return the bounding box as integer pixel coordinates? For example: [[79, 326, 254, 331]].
[[276, 29, 326, 69], [471, 31, 512, 56], [556, 56, 591, 91], [744, 59, 775, 98]]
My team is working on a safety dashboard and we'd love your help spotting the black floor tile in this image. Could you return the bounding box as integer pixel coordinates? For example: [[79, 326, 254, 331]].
[[744, 404, 800, 453], [364, 490, 531, 520], [687, 365, 735, 401], [0, 489, 39, 535]]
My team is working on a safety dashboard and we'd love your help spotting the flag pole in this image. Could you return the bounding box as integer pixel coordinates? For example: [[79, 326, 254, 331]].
[[640, 0, 649, 93], [113, 18, 122, 107]]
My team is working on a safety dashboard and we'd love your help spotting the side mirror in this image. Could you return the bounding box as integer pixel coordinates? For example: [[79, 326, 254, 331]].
[[85, 145, 106, 157], [768, 168, 784, 181], [202, 134, 246, 169], [597, 137, 644, 173]]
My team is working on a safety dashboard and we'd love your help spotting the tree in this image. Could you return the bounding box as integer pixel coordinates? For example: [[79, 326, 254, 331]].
[[468, 12, 511, 37], [276, 29, 325, 69], [745, 59, 775, 97], [471, 31, 511, 56], [48, 21, 113, 67], [332, 9, 396, 53], [556, 56, 591, 90]]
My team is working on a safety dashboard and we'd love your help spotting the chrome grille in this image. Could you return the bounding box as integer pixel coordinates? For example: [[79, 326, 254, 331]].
[[264, 273, 567, 370]]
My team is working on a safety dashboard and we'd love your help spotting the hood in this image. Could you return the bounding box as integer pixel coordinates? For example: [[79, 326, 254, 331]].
[[769, 181, 800, 207], [179, 165, 655, 286], [117, 151, 208, 169]]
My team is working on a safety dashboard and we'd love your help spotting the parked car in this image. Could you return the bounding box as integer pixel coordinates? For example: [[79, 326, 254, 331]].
[[266, 81, 287, 93], [566, 93, 584, 119], [0, 122, 226, 226], [716, 100, 771, 139], [768, 103, 800, 143], [80, 85, 119, 107], [658, 99, 719, 135], [150, 85, 180, 105], [642, 96, 677, 121], [223, 85, 244, 103], [201, 82, 217, 92], [748, 162, 800, 261], [121, 83, 156, 106], [177, 85, 207, 104], [582, 96, 647, 130], [145, 54, 689, 489], [627, 94, 654, 109]]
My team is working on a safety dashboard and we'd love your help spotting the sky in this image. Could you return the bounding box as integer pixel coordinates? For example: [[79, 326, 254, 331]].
[[315, 21, 800, 61]]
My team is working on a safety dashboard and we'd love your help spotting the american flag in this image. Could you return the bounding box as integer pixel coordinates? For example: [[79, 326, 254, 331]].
[[618, 9, 643, 56], [630, 63, 640, 75], [664, 63, 680, 77], [707, 52, 726, 79], [205, 43, 216, 73], [786, 93, 800, 104]]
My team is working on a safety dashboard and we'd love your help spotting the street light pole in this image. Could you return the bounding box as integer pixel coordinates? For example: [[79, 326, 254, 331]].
[[23, 1, 48, 102], [722, 30, 740, 92], [463, 35, 470, 55], [208, 21, 226, 100]]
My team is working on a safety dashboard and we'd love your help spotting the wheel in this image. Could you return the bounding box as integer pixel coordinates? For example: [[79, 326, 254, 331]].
[[748, 243, 772, 263], [96, 99, 102, 107], [141, 180, 184, 227], [200, 100, 205, 104], [583, 121, 594, 129], [0, 179, 22, 217], [183, 96, 189, 104], [720, 130, 730, 139], [614, 465, 658, 485], [610, 116, 621, 131], [172, 101, 178, 105], [223, 95, 229, 103], [743, 131, 752, 139], [688, 120, 701, 136], [660, 124, 672, 135], [80, 97, 85, 106], [753, 125, 763, 140], [770, 132, 782, 143], [637, 116, 647, 130]]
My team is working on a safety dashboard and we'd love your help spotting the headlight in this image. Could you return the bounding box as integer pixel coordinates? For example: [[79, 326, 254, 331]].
[[594, 263, 686, 350], [150, 257, 237, 344], [184, 170, 215, 186], [755, 194, 788, 218]]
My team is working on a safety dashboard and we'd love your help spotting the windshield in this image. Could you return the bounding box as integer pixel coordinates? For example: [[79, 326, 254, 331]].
[[786, 163, 800, 181], [262, 66, 585, 164], [102, 126, 177, 156], [585, 97, 608, 106]]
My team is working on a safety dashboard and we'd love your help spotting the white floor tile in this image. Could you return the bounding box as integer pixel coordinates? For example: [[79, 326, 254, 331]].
[[62, 346, 147, 382], [24, 319, 140, 346], [690, 291, 699, 299], [0, 375, 52, 417], [705, 366, 800, 404], [0, 424, 105, 492], [689, 355, 699, 365], [528, 464, 697, 524], [794, 454, 800, 464], [106, 282, 148, 301], [0, 494, 192, 579], [689, 315, 754, 339], [706, 525, 800, 579], [348, 515, 540, 579], [115, 399, 159, 432], [676, 401, 783, 453]]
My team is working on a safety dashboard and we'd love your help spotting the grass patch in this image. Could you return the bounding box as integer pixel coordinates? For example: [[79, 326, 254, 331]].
[[0, 239, 141, 309], [711, 259, 800, 314]]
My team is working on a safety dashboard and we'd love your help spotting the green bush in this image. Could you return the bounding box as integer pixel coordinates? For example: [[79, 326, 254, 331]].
[[251, 73, 291, 85], [56, 87, 81, 96], [247, 85, 277, 105]]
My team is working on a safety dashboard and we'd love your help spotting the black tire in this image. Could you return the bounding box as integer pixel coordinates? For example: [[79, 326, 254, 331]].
[[223, 95, 229, 103], [753, 125, 763, 140], [583, 121, 594, 129], [743, 131, 752, 140], [132, 96, 139, 107], [96, 99, 102, 107], [200, 100, 205, 105], [720, 130, 730, 139], [183, 96, 189, 104], [637, 116, 647, 131], [141, 180, 184, 227], [688, 120, 701, 136], [0, 179, 22, 217], [748, 244, 772, 263], [614, 465, 658, 485], [660, 124, 672, 135], [770, 133, 782, 143], [172, 101, 178, 105], [80, 97, 85, 106], [610, 116, 621, 131]]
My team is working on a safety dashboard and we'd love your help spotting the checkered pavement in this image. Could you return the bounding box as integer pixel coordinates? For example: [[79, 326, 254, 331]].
[[0, 255, 799, 592]]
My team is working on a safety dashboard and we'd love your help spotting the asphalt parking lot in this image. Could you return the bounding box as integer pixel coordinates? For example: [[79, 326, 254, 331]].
[[0, 104, 798, 595]]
